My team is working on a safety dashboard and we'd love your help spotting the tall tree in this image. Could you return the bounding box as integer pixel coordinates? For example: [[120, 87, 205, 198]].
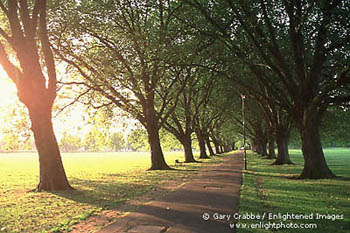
[[0, 0, 71, 190], [184, 0, 350, 178], [52, 0, 186, 170], [163, 67, 212, 162]]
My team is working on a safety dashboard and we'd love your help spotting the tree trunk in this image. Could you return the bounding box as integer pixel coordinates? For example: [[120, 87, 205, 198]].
[[256, 138, 267, 156], [220, 145, 224, 154], [214, 143, 221, 154], [196, 129, 209, 159], [210, 133, 221, 154], [268, 141, 276, 159], [182, 134, 197, 163], [261, 141, 268, 156], [29, 107, 72, 191], [145, 104, 171, 170], [272, 125, 293, 165], [0, 2, 73, 191], [251, 141, 257, 153], [298, 114, 335, 179], [205, 134, 215, 156], [267, 129, 276, 159], [231, 142, 236, 151], [224, 145, 231, 152]]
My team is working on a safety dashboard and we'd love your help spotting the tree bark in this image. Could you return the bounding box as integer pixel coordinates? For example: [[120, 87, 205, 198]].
[[256, 138, 267, 156], [298, 114, 335, 179], [273, 133, 293, 165], [205, 134, 215, 156], [253, 127, 268, 156], [272, 124, 293, 165], [0, 2, 73, 191], [220, 145, 224, 154], [231, 142, 236, 151], [251, 141, 257, 153], [210, 132, 221, 154], [261, 141, 268, 156], [29, 106, 72, 191], [145, 104, 171, 170], [267, 129, 276, 159], [196, 129, 209, 159], [214, 143, 221, 154], [182, 134, 197, 163]]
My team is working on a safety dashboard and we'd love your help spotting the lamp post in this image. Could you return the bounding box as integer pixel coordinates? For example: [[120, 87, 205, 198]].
[[241, 94, 247, 170]]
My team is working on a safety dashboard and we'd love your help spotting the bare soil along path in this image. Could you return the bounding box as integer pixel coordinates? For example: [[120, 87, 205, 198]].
[[97, 152, 243, 233]]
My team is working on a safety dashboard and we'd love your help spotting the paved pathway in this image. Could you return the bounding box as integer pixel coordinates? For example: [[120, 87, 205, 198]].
[[97, 152, 243, 233]]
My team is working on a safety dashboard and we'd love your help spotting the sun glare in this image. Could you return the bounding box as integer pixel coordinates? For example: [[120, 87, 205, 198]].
[[0, 66, 17, 107]]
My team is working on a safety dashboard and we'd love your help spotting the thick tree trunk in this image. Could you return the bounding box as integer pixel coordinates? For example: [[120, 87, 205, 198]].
[[251, 141, 257, 153], [267, 141, 276, 159], [298, 115, 335, 179], [210, 133, 221, 154], [273, 134, 293, 165], [267, 129, 276, 159], [219, 145, 224, 154], [145, 104, 171, 170], [261, 142, 268, 156], [272, 124, 293, 165], [214, 143, 221, 154], [29, 107, 72, 191], [231, 142, 236, 151], [146, 125, 171, 170], [196, 129, 209, 159], [205, 135, 215, 156], [256, 139, 267, 156], [182, 134, 197, 163]]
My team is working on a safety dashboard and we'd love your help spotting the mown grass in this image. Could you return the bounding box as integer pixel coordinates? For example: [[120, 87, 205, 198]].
[[238, 148, 350, 233], [0, 151, 227, 233]]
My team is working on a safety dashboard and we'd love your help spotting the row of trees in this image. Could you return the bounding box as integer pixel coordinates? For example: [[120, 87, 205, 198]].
[[0, 0, 349, 190], [182, 0, 350, 179]]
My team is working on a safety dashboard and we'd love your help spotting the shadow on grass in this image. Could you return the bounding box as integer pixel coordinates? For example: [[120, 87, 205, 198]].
[[50, 178, 171, 211], [334, 176, 350, 181], [244, 170, 299, 180], [50, 164, 202, 211]]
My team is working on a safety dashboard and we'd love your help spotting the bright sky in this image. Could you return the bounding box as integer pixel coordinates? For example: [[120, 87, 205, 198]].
[[0, 64, 94, 142], [0, 66, 17, 107], [0, 64, 131, 144]]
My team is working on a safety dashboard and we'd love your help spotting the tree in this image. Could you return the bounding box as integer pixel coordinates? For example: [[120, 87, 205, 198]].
[[82, 110, 113, 151], [320, 107, 350, 147], [109, 132, 126, 152], [127, 127, 150, 152], [0, 101, 32, 151], [0, 0, 71, 190], [60, 131, 82, 152], [184, 0, 350, 178], [51, 0, 188, 170], [253, 92, 293, 164], [163, 67, 215, 162]]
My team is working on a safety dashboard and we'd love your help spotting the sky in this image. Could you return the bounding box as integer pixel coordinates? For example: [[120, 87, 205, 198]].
[[0, 65, 80, 142], [0, 64, 136, 145], [0, 67, 17, 107]]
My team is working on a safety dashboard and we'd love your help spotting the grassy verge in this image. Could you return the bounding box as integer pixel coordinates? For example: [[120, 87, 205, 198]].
[[238, 148, 350, 233], [0, 151, 227, 233]]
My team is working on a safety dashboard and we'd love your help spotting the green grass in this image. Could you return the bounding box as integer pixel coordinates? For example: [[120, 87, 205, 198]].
[[0, 151, 227, 233], [238, 148, 350, 233]]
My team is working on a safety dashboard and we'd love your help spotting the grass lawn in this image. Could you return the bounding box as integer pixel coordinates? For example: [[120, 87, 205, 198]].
[[0, 151, 226, 233], [238, 148, 350, 233]]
